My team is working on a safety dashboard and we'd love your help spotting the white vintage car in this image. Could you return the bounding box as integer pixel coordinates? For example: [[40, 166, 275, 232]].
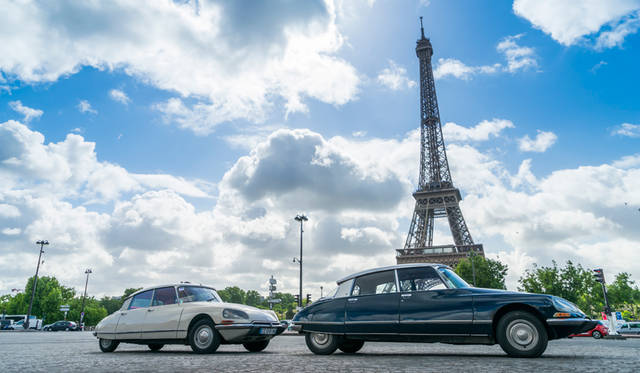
[[94, 284, 285, 353]]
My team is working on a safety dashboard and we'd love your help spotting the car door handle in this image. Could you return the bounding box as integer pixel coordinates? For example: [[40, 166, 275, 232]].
[[120, 312, 127, 316], [347, 298, 358, 302], [147, 308, 155, 312], [401, 293, 412, 298]]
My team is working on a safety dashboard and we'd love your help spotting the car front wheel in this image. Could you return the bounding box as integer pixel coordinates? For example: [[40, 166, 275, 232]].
[[305, 332, 340, 355], [338, 339, 364, 354], [496, 311, 548, 358], [99, 338, 120, 353], [148, 343, 164, 351], [188, 319, 221, 354], [592, 330, 602, 339], [243, 340, 270, 352]]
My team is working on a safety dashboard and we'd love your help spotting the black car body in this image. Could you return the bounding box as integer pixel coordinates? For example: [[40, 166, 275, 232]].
[[292, 263, 597, 357], [44, 321, 78, 331]]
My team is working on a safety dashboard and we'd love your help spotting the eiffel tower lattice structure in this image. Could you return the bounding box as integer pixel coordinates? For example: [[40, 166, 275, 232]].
[[396, 19, 484, 268]]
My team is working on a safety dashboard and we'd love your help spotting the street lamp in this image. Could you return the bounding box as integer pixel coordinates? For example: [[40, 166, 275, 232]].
[[26, 240, 48, 329], [80, 269, 92, 330], [293, 214, 308, 308]]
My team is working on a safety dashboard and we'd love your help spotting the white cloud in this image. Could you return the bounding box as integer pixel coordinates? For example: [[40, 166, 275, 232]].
[[518, 130, 557, 152], [612, 122, 640, 138], [591, 60, 608, 73], [513, 0, 640, 48], [8, 101, 43, 122], [77, 100, 97, 114], [443, 119, 514, 142], [109, 89, 130, 105], [1, 119, 640, 297], [433, 34, 536, 80], [0, 0, 360, 135], [496, 34, 538, 72], [376, 60, 416, 90]]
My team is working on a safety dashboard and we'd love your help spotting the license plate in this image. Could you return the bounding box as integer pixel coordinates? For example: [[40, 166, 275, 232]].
[[259, 328, 277, 335]]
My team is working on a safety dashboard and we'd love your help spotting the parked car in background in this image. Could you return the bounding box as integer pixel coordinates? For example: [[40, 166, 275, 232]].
[[43, 321, 79, 331], [0, 319, 14, 330], [292, 263, 598, 358], [617, 322, 640, 335], [569, 320, 608, 339], [94, 284, 285, 353]]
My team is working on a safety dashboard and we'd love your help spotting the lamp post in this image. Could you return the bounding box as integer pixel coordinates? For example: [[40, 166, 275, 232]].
[[320, 286, 323, 298], [293, 214, 308, 308], [26, 240, 48, 329], [80, 269, 92, 330]]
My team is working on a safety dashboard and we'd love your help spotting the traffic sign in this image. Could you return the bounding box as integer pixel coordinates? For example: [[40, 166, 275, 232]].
[[616, 311, 622, 320], [59, 305, 70, 312], [267, 298, 281, 304]]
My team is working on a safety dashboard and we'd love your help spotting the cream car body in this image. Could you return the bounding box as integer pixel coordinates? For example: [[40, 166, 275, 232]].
[[94, 284, 285, 353]]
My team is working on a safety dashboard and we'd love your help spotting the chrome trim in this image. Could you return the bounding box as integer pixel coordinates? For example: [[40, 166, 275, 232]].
[[293, 321, 343, 325], [399, 320, 473, 324], [546, 318, 594, 326], [343, 332, 471, 336], [345, 320, 399, 325], [473, 320, 492, 324], [337, 263, 450, 284]]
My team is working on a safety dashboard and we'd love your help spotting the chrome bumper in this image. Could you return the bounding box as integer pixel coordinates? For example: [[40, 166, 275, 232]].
[[215, 321, 285, 343], [546, 318, 598, 338]]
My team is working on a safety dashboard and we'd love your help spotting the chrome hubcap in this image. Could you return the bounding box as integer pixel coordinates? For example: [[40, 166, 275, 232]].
[[312, 333, 330, 346], [506, 320, 538, 351], [100, 339, 111, 347], [194, 325, 212, 349]]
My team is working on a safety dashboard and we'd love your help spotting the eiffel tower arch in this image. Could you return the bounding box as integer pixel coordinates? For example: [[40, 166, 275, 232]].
[[396, 19, 484, 268]]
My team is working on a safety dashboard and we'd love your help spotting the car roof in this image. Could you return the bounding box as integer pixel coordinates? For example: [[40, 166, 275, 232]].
[[126, 283, 217, 300], [336, 263, 450, 284]]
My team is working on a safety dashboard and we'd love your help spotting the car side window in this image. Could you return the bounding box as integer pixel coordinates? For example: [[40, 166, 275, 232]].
[[351, 270, 397, 296], [121, 297, 132, 310], [152, 287, 177, 306], [397, 267, 447, 292], [129, 290, 154, 309], [334, 279, 354, 298]]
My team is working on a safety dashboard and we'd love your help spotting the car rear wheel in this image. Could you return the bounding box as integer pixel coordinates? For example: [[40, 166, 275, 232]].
[[99, 338, 120, 353], [592, 330, 602, 339], [338, 339, 364, 354], [243, 340, 270, 352], [188, 319, 220, 354], [496, 311, 548, 358], [148, 343, 164, 351], [305, 332, 340, 355]]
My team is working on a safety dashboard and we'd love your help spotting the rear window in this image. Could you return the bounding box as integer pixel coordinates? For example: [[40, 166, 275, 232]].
[[153, 287, 177, 306], [129, 290, 153, 309]]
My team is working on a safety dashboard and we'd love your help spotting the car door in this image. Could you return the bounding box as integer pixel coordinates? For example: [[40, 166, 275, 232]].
[[397, 266, 473, 335], [141, 286, 182, 339], [115, 289, 153, 339], [345, 270, 399, 334]]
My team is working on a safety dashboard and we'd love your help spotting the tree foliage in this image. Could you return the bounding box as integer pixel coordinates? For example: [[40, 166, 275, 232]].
[[455, 255, 509, 289]]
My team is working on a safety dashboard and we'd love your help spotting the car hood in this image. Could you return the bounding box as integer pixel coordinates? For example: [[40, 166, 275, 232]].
[[221, 302, 278, 322]]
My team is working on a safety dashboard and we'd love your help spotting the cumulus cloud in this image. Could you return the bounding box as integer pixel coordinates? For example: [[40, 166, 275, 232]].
[[513, 0, 640, 48], [1, 119, 639, 296], [612, 122, 640, 138], [77, 100, 97, 114], [443, 119, 514, 142], [0, 0, 360, 134], [8, 101, 43, 122], [433, 34, 537, 80], [518, 130, 557, 152], [109, 89, 130, 105], [376, 60, 416, 90]]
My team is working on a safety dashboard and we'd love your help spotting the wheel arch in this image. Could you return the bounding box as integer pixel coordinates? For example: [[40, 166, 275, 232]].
[[492, 303, 554, 339], [187, 313, 216, 335]]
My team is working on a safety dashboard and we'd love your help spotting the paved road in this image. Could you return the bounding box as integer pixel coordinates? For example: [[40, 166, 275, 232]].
[[1, 331, 638, 372]]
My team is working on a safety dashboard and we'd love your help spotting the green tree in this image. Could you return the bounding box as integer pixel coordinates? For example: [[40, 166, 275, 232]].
[[122, 287, 142, 299], [245, 290, 262, 307], [455, 255, 509, 289], [99, 296, 123, 315], [218, 286, 246, 304]]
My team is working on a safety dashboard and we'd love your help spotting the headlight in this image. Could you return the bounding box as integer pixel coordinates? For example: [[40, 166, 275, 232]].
[[222, 309, 249, 319], [551, 297, 584, 315]]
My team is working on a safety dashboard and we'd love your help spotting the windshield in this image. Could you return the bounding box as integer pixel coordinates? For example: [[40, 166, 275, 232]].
[[437, 267, 470, 288], [177, 286, 221, 303]]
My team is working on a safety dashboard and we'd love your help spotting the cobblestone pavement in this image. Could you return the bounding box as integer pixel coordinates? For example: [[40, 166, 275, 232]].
[[1, 331, 638, 372]]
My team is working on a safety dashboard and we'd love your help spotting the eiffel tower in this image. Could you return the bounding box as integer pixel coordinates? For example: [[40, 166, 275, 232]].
[[396, 18, 484, 268]]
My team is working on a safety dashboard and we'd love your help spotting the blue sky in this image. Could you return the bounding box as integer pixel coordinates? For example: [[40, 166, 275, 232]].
[[1, 0, 639, 296]]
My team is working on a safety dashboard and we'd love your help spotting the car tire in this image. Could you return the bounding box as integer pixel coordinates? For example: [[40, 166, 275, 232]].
[[305, 332, 341, 355], [592, 330, 602, 339], [148, 343, 164, 351], [338, 339, 364, 354], [496, 311, 548, 358], [99, 339, 120, 353], [188, 318, 220, 354], [243, 340, 270, 352]]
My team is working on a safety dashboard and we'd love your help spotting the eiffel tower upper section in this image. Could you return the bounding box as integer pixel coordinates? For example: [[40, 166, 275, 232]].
[[396, 19, 484, 267]]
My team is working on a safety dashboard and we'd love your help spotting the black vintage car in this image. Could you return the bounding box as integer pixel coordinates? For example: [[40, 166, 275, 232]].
[[292, 264, 597, 358]]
